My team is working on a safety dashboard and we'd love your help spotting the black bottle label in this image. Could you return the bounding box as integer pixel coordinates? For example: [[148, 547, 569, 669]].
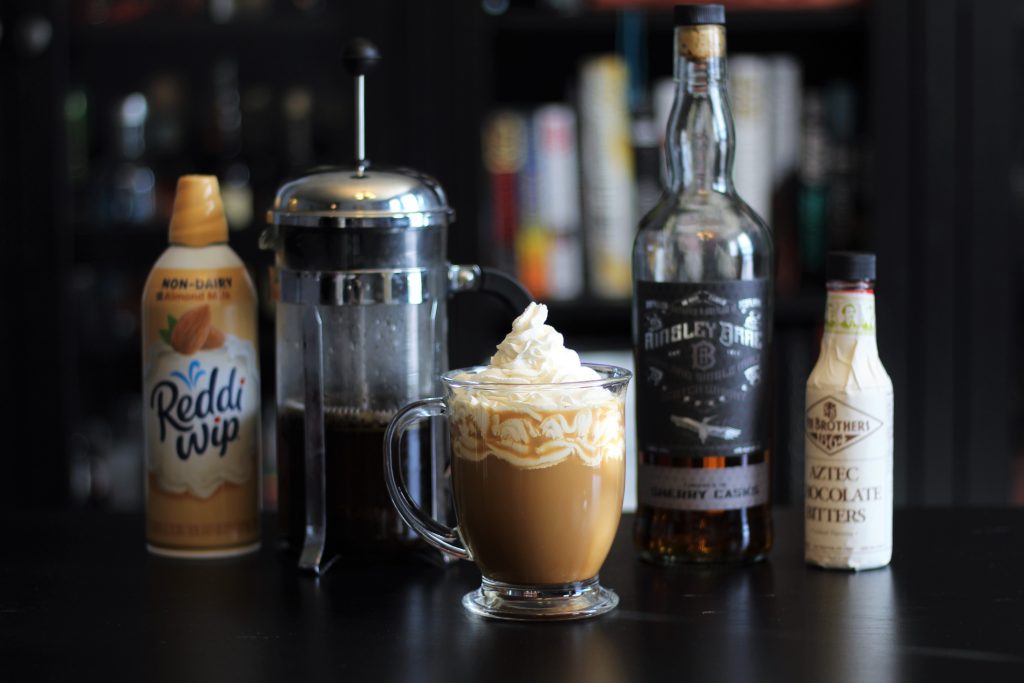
[[634, 279, 771, 458]]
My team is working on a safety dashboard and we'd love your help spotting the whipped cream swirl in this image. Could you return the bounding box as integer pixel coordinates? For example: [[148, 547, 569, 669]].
[[448, 303, 624, 468], [460, 302, 600, 384]]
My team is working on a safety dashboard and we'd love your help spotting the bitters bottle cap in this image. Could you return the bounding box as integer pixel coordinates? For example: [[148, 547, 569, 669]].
[[168, 175, 229, 247], [827, 251, 876, 281]]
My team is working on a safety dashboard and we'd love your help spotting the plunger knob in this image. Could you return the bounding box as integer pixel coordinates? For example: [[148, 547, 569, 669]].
[[343, 38, 381, 76]]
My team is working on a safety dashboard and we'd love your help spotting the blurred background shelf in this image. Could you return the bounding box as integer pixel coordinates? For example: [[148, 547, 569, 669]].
[[71, 18, 338, 45], [489, 6, 866, 34], [2, 0, 1019, 512], [72, 224, 267, 265]]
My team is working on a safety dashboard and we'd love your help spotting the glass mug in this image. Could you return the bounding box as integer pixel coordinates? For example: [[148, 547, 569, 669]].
[[384, 364, 631, 620]]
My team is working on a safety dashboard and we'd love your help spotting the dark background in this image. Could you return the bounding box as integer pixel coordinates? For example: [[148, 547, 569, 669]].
[[0, 0, 1021, 512]]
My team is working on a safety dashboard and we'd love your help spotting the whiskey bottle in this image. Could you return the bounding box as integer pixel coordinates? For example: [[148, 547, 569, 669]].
[[632, 4, 774, 564]]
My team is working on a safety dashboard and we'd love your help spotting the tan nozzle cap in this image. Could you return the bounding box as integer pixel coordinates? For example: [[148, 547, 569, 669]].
[[168, 175, 229, 246]]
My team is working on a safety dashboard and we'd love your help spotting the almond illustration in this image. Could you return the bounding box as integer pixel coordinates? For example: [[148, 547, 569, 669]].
[[171, 305, 211, 355], [203, 325, 225, 350]]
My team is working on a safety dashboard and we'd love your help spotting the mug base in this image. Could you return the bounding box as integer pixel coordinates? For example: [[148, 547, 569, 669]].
[[462, 576, 618, 621]]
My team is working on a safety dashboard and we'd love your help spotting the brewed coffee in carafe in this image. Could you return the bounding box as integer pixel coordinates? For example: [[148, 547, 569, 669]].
[[274, 291, 447, 559]]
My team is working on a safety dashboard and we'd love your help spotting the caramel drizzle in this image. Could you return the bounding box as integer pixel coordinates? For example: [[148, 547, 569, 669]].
[[450, 401, 626, 468]]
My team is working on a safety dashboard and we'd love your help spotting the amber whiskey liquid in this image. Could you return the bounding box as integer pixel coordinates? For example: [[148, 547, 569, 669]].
[[634, 451, 771, 563]]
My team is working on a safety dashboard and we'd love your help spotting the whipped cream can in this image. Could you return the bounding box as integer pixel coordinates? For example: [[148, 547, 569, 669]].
[[142, 176, 261, 557]]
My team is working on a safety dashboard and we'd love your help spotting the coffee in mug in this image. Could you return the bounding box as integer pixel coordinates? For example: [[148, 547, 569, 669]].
[[385, 303, 630, 620]]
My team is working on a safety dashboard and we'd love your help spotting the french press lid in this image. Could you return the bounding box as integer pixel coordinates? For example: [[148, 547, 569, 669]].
[[262, 38, 456, 274], [266, 165, 454, 230], [265, 37, 454, 232]]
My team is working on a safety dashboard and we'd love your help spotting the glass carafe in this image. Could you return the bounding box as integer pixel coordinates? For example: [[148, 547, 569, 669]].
[[264, 167, 529, 574]]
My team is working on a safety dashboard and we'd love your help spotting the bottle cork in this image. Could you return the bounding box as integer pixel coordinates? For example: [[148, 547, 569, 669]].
[[168, 175, 229, 247], [678, 26, 726, 61], [675, 3, 726, 60]]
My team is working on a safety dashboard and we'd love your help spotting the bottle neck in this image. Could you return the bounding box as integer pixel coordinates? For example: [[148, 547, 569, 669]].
[[666, 25, 734, 195], [824, 279, 877, 340]]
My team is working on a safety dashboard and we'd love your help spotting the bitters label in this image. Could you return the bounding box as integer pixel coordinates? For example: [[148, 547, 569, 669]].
[[824, 291, 876, 337], [804, 389, 893, 564], [805, 396, 883, 455], [634, 279, 771, 457]]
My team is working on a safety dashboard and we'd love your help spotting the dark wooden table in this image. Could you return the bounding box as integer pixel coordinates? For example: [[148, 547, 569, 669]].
[[3, 509, 1023, 681]]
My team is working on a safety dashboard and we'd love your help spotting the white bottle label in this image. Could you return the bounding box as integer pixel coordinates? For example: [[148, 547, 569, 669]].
[[638, 461, 769, 511]]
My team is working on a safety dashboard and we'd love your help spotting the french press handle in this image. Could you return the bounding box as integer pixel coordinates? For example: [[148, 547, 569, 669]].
[[448, 265, 532, 312]]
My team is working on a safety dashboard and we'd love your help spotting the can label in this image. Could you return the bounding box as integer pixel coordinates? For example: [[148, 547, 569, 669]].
[[142, 267, 260, 551]]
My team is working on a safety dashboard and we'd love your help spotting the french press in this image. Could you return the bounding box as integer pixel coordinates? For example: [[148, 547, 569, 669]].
[[262, 39, 530, 574]]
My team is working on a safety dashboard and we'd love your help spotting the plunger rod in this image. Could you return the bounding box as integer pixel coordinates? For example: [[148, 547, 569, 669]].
[[355, 74, 365, 168], [342, 37, 379, 174]]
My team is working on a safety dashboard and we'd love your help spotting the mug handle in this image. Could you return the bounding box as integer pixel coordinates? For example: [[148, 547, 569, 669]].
[[384, 398, 471, 561]]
